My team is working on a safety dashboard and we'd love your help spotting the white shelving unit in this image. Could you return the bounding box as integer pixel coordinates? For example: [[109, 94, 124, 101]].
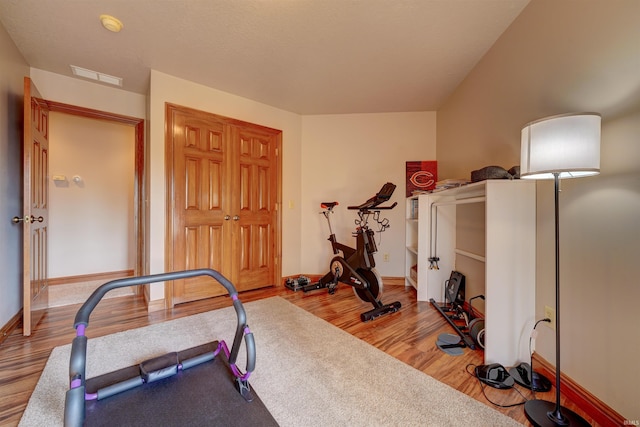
[[404, 180, 536, 366], [405, 197, 417, 288]]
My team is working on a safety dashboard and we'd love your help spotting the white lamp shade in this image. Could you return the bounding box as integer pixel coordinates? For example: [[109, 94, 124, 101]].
[[520, 113, 601, 179]]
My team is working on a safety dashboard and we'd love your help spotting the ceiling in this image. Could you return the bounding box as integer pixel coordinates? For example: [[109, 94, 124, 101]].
[[0, 0, 529, 115]]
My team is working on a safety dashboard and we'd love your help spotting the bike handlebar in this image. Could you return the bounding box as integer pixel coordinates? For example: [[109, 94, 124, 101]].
[[348, 201, 397, 210]]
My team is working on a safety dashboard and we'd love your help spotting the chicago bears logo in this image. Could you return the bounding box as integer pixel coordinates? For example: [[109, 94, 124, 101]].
[[409, 170, 435, 189]]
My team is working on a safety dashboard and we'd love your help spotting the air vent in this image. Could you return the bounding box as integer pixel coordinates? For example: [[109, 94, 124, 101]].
[[70, 65, 123, 87]]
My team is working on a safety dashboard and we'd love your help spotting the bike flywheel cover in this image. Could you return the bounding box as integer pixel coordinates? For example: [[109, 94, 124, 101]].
[[353, 268, 383, 303]]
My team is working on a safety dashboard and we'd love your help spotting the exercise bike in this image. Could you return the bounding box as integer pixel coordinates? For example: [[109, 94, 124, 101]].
[[301, 182, 402, 322]]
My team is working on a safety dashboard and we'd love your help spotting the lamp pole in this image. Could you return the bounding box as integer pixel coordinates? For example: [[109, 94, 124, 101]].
[[548, 172, 567, 424]]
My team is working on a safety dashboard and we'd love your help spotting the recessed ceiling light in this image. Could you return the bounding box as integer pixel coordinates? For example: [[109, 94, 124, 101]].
[[70, 65, 123, 87], [100, 14, 123, 33]]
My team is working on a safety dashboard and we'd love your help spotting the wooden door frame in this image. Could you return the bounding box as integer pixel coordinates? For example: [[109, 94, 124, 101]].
[[43, 100, 146, 281], [164, 103, 282, 308]]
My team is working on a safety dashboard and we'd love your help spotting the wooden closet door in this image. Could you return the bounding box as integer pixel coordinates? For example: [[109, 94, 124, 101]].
[[232, 127, 278, 291], [169, 107, 231, 303], [167, 104, 281, 305]]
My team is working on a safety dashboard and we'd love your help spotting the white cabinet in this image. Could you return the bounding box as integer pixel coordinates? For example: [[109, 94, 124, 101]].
[[404, 180, 536, 366]]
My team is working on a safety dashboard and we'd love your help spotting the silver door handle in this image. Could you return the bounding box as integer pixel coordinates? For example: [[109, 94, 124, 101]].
[[233, 215, 240, 221], [224, 215, 231, 221]]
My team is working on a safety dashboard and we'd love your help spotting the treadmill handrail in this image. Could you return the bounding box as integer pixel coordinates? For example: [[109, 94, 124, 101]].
[[74, 269, 240, 326], [65, 269, 254, 427]]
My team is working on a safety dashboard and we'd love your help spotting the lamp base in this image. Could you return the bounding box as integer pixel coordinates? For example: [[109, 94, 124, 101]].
[[525, 400, 591, 427]]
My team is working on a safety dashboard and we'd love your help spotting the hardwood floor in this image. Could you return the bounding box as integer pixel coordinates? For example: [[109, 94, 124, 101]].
[[0, 281, 596, 426]]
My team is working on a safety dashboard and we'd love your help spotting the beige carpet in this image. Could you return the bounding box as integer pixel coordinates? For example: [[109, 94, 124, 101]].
[[20, 297, 522, 426]]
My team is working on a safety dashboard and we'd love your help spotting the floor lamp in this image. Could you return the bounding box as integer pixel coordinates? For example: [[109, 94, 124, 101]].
[[520, 112, 601, 427]]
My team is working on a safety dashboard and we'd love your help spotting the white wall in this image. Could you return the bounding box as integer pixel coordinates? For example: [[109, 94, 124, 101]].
[[0, 22, 29, 328], [148, 70, 303, 300], [48, 112, 135, 278], [301, 112, 436, 277], [29, 69, 146, 119], [436, 0, 640, 419]]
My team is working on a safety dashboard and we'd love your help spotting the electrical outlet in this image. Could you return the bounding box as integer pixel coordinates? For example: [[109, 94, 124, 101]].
[[383, 253, 390, 262], [544, 305, 556, 330]]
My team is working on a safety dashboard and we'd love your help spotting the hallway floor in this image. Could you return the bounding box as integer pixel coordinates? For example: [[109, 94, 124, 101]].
[[47, 280, 134, 308]]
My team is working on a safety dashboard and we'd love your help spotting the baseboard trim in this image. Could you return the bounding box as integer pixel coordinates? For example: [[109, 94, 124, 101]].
[[146, 298, 165, 313], [1, 309, 23, 345], [48, 270, 134, 286], [532, 352, 625, 427]]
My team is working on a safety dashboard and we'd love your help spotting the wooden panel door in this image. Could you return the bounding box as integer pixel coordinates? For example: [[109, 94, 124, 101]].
[[22, 77, 49, 336], [232, 127, 278, 291], [166, 103, 281, 305], [169, 106, 230, 304]]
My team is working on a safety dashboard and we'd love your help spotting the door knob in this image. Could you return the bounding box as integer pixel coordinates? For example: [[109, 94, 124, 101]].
[[12, 215, 43, 224], [224, 215, 231, 221], [233, 215, 240, 221]]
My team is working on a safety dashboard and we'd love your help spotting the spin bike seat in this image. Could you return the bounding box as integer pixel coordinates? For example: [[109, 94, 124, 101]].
[[320, 202, 339, 209]]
